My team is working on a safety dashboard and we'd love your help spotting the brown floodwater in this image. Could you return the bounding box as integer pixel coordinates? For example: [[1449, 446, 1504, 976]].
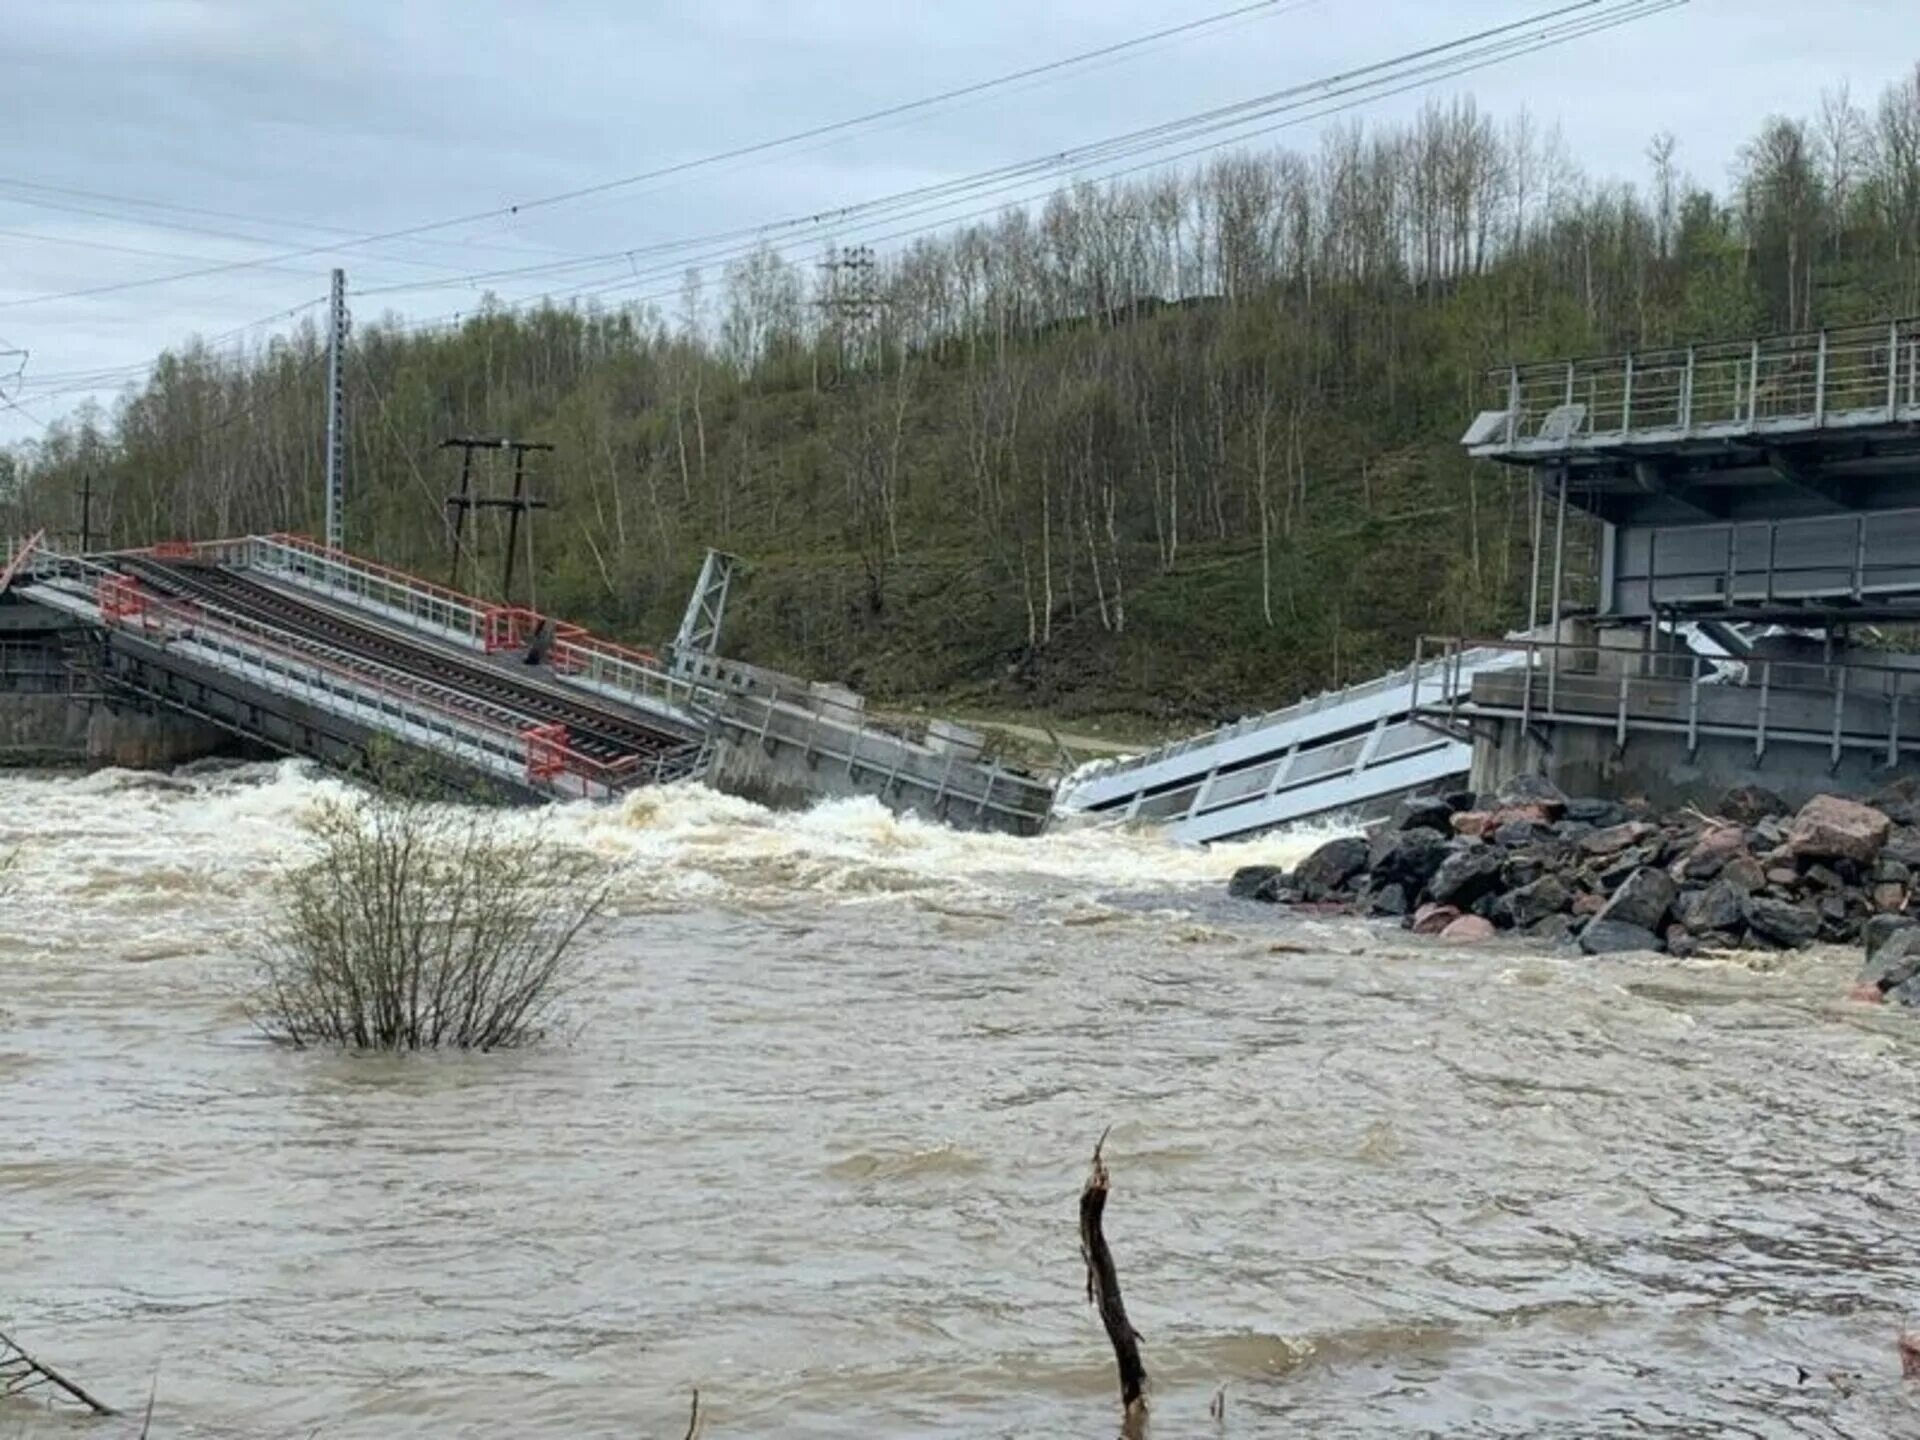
[[4, 762, 1920, 1438]]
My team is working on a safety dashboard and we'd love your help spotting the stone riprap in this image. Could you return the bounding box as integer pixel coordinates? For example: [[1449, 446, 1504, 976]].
[[1227, 776, 1920, 1007]]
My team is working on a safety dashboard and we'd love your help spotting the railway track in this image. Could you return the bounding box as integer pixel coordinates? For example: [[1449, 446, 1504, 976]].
[[123, 558, 689, 767]]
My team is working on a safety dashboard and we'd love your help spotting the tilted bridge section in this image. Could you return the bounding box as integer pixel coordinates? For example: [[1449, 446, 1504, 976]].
[[4, 532, 1054, 830], [14, 533, 711, 800]]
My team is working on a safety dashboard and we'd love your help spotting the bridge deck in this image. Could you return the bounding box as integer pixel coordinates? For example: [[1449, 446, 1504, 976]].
[[15, 542, 709, 800], [127, 558, 701, 769]]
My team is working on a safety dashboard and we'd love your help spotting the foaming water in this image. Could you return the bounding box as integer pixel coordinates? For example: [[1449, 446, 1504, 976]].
[[6, 764, 1920, 1437]]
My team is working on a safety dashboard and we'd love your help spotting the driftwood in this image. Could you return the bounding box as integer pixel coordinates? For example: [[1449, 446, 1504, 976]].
[[1080, 1129, 1147, 1430], [0, 1327, 117, 1415], [683, 1386, 702, 1439]]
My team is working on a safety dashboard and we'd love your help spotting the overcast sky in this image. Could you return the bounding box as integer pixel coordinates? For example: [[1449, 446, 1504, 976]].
[[1, 0, 1915, 444]]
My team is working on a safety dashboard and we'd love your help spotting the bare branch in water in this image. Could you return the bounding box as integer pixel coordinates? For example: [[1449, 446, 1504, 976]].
[[1079, 1129, 1147, 1432], [0, 1328, 117, 1416]]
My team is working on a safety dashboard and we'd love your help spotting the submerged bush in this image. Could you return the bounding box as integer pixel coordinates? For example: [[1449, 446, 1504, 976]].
[[254, 785, 610, 1051]]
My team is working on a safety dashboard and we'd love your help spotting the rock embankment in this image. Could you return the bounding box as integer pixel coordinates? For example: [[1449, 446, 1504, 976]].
[[1229, 776, 1920, 1005]]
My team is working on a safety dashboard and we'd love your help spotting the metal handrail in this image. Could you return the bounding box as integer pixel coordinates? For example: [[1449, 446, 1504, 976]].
[[1478, 317, 1920, 451], [1414, 632, 1920, 766], [711, 688, 1052, 823], [1632, 508, 1920, 608]]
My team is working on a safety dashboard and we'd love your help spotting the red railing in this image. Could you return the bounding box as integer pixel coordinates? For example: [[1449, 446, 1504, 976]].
[[75, 568, 654, 799], [97, 573, 148, 623], [522, 722, 570, 782]]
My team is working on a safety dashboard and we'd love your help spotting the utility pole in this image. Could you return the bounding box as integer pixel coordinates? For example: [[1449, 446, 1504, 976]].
[[439, 436, 554, 602], [323, 268, 349, 553], [78, 472, 93, 553]]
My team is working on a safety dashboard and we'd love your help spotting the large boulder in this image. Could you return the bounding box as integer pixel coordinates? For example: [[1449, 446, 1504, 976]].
[[1718, 784, 1789, 825], [1580, 918, 1663, 955], [1580, 821, 1657, 857], [1500, 852, 1549, 891], [1673, 878, 1745, 934], [1369, 828, 1450, 892], [1719, 855, 1767, 894], [1493, 773, 1567, 816], [1743, 895, 1821, 949], [1410, 902, 1461, 935], [1228, 865, 1283, 901], [1864, 912, 1919, 961], [1492, 818, 1548, 848], [1425, 843, 1508, 907], [1439, 914, 1497, 944], [1501, 873, 1572, 929], [1564, 796, 1630, 827], [1394, 795, 1456, 834], [1672, 825, 1748, 882], [1868, 777, 1920, 827], [1596, 846, 1660, 891], [1859, 926, 1920, 993], [1292, 836, 1371, 899], [1884, 826, 1920, 869], [1593, 866, 1677, 932], [1368, 883, 1411, 918], [1786, 794, 1891, 864], [1528, 913, 1578, 946]]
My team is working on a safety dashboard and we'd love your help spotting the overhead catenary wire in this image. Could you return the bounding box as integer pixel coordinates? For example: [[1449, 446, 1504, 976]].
[[0, 0, 1325, 313], [350, 0, 1677, 307], [378, 0, 1685, 338], [11, 296, 329, 405], [5, 0, 1682, 425]]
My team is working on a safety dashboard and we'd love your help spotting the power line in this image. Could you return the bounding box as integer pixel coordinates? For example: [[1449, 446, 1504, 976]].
[[0, 0, 1321, 312], [350, 0, 1668, 305], [0, 176, 578, 263], [12, 296, 328, 401], [12, 0, 1681, 424], [0, 183, 580, 279], [0, 220, 366, 279], [382, 0, 1685, 332]]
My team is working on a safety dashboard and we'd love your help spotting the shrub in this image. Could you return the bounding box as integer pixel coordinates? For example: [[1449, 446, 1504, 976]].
[[254, 784, 610, 1051]]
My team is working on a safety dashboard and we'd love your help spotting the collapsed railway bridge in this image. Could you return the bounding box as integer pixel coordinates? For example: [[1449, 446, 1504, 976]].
[[0, 532, 1054, 832]]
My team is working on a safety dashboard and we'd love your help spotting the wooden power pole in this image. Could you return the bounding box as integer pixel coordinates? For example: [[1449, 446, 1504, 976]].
[[439, 436, 554, 603]]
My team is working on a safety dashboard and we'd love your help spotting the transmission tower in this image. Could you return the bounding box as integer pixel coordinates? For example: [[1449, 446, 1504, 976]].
[[814, 244, 880, 371]]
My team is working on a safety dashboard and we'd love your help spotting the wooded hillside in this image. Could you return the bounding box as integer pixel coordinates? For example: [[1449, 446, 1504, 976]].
[[8, 70, 1920, 727]]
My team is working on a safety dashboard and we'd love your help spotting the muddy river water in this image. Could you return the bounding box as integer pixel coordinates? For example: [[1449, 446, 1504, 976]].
[[5, 762, 1920, 1437]]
